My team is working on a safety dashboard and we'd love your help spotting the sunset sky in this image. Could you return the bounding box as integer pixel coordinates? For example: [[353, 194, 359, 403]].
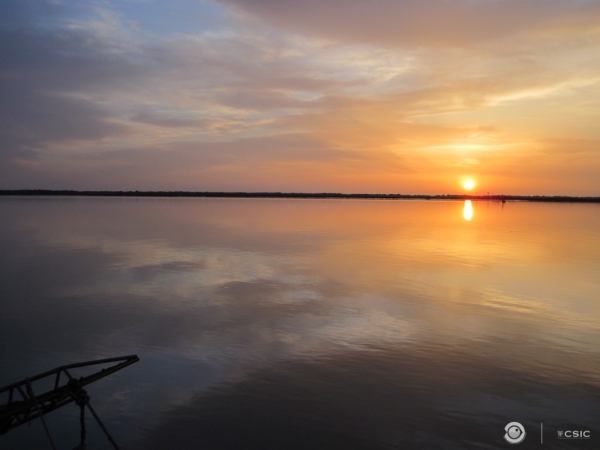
[[1, 0, 600, 194]]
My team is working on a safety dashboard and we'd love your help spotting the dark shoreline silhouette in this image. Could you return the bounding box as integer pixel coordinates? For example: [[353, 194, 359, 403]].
[[1, 189, 599, 202]]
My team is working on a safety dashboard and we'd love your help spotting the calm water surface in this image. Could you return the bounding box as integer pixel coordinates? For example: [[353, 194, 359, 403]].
[[1, 198, 599, 449]]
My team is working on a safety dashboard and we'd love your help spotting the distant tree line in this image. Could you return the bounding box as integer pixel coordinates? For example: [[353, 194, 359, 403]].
[[1, 190, 599, 202]]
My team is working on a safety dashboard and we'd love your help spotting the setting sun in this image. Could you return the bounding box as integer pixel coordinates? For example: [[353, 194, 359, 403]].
[[462, 179, 476, 191]]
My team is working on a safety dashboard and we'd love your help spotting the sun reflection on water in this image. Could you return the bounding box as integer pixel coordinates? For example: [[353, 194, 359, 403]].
[[463, 200, 473, 221]]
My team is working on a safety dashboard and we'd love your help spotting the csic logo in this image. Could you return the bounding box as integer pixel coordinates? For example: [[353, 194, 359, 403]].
[[504, 422, 526, 444], [558, 430, 591, 439]]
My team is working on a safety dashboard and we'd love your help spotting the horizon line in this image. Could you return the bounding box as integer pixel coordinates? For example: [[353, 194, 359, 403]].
[[1, 189, 600, 203]]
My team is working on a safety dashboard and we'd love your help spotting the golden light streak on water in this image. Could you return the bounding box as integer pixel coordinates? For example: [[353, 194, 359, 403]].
[[463, 199, 473, 221]]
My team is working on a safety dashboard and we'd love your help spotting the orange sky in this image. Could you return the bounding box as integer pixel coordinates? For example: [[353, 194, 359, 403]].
[[1, 0, 599, 194]]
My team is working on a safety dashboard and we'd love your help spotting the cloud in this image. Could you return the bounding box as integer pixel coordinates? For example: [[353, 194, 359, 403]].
[[11, 132, 411, 191], [130, 107, 213, 128], [218, 0, 600, 48], [0, 0, 147, 179], [1, 0, 599, 193]]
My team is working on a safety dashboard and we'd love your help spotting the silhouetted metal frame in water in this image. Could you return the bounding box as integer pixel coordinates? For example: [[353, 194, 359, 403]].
[[0, 355, 139, 448]]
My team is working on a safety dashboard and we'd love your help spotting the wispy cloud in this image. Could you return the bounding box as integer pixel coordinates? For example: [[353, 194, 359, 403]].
[[218, 0, 600, 47], [1, 0, 599, 193]]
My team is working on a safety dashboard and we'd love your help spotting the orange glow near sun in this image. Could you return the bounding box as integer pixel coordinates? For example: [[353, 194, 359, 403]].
[[462, 179, 476, 191]]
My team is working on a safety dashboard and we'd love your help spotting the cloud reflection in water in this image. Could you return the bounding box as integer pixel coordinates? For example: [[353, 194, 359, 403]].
[[1, 198, 600, 449]]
